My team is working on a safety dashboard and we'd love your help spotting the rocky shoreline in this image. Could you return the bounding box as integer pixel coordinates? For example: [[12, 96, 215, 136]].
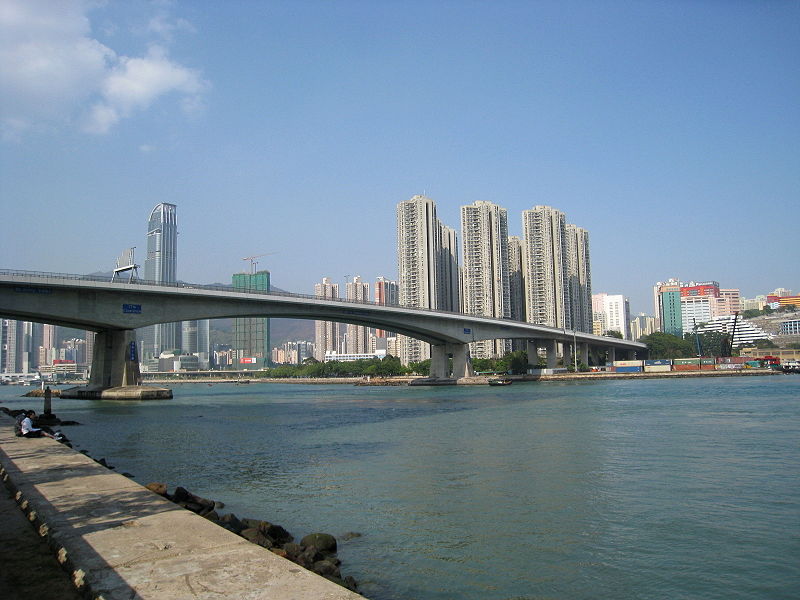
[[0, 406, 360, 593]]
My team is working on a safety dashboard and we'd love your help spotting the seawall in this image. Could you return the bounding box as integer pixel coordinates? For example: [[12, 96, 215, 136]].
[[0, 414, 365, 600]]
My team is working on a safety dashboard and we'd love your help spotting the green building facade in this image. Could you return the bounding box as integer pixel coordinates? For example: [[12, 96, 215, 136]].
[[232, 271, 270, 369]]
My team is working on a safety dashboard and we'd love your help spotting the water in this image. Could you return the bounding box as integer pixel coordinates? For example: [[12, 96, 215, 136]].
[[2, 376, 798, 599]]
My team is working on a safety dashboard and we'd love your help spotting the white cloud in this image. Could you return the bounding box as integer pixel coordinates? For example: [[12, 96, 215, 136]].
[[0, 0, 208, 139]]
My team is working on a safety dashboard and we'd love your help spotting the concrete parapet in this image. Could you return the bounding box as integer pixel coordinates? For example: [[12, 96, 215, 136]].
[[0, 415, 364, 600]]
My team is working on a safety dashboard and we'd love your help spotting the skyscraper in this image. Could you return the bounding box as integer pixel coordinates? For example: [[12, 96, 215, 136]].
[[141, 203, 178, 358], [182, 319, 211, 368], [396, 194, 459, 365], [232, 270, 270, 368], [522, 205, 570, 329], [345, 276, 370, 354], [314, 277, 340, 361], [460, 200, 511, 358], [653, 278, 683, 336], [566, 224, 592, 333]]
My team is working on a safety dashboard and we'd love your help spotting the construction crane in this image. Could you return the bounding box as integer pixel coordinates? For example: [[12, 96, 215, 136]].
[[242, 252, 277, 274]]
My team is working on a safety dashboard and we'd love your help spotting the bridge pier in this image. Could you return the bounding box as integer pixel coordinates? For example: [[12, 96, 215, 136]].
[[419, 343, 473, 383], [61, 329, 172, 400]]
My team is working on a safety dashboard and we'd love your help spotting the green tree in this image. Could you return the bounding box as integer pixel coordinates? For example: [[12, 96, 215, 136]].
[[605, 330, 624, 339], [408, 359, 431, 376], [640, 332, 695, 359]]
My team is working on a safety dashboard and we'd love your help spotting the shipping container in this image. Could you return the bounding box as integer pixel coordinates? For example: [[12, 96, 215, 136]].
[[673, 358, 702, 365], [745, 361, 762, 368], [716, 356, 746, 364], [614, 366, 642, 373], [716, 363, 743, 370], [673, 363, 701, 371], [645, 359, 672, 366], [700, 364, 716, 370], [644, 365, 671, 373], [613, 360, 643, 367], [700, 358, 716, 365]]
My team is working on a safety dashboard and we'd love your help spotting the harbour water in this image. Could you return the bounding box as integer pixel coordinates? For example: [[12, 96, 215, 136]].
[[2, 376, 798, 599]]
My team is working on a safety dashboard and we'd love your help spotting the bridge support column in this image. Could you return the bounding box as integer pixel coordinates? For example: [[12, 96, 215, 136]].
[[526, 340, 539, 370], [429, 344, 449, 379], [544, 340, 558, 369], [450, 343, 473, 379], [89, 329, 141, 388], [579, 343, 589, 367], [563, 343, 574, 370], [607, 346, 616, 365], [61, 329, 171, 399]]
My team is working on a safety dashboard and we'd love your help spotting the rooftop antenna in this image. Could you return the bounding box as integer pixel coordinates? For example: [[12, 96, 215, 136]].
[[242, 252, 277, 274]]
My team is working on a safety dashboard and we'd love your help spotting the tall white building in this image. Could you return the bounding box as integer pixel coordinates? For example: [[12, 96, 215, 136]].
[[396, 195, 459, 365], [345, 276, 370, 354], [566, 224, 592, 333], [522, 205, 570, 329], [141, 203, 178, 358], [460, 201, 511, 358], [592, 293, 631, 339], [314, 277, 340, 361]]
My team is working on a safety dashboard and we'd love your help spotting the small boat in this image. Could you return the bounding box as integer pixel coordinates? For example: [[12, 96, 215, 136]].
[[488, 378, 513, 386]]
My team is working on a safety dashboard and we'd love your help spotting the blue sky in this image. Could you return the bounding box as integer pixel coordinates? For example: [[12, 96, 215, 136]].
[[1, 0, 797, 314]]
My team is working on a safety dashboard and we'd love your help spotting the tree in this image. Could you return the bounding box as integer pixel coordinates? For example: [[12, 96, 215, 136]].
[[640, 332, 695, 359], [605, 330, 623, 339]]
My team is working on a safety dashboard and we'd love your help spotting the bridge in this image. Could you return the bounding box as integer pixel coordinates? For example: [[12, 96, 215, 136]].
[[0, 270, 646, 394]]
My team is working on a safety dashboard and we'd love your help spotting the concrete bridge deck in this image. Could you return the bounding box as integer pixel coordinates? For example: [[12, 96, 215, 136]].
[[0, 414, 364, 600]]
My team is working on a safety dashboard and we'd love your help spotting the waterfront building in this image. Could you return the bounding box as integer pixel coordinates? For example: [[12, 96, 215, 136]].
[[141, 203, 178, 358], [522, 205, 570, 329], [1, 319, 23, 373], [232, 270, 270, 369], [396, 194, 459, 365], [345, 276, 370, 354], [314, 277, 340, 362], [374, 276, 399, 338], [566, 224, 592, 333], [592, 293, 631, 339], [460, 201, 511, 358], [653, 278, 683, 336]]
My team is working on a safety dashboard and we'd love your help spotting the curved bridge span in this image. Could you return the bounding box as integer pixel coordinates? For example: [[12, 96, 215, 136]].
[[0, 270, 645, 386]]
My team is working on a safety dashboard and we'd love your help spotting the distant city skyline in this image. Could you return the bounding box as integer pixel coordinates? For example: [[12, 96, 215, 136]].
[[1, 1, 797, 315]]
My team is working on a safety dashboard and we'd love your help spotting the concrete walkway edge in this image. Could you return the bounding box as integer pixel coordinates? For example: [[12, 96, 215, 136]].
[[0, 414, 365, 600]]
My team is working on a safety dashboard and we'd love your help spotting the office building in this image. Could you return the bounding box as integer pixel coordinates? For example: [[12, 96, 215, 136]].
[[314, 277, 340, 361], [232, 270, 270, 369], [654, 278, 683, 336], [141, 203, 178, 358], [345, 276, 370, 354], [182, 319, 211, 369], [460, 200, 511, 358]]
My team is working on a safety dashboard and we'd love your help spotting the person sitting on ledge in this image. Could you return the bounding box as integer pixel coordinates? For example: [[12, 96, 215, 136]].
[[20, 410, 55, 439]]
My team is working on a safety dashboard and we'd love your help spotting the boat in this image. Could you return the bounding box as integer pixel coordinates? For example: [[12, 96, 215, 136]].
[[488, 378, 513, 386]]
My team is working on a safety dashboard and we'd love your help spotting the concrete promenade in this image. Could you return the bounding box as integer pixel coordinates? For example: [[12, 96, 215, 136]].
[[0, 414, 364, 600]]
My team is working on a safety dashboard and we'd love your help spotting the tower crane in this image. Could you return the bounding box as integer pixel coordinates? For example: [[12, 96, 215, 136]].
[[242, 252, 277, 274]]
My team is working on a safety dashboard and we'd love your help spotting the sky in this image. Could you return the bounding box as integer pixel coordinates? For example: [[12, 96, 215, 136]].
[[1, 0, 798, 315]]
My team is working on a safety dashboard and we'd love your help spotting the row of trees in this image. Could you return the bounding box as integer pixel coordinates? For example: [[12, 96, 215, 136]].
[[638, 331, 785, 359]]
